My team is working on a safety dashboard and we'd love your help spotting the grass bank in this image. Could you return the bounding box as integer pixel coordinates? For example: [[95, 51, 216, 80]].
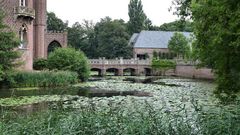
[[6, 71, 79, 88]]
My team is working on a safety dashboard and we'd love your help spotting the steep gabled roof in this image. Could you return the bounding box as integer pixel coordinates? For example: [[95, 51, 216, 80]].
[[132, 31, 192, 49]]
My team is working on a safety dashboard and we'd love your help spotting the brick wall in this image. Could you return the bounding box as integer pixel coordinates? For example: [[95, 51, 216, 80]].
[[133, 48, 169, 59]]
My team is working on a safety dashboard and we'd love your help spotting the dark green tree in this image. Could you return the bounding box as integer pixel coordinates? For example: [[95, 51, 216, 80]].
[[168, 32, 189, 59], [170, 0, 192, 21], [94, 17, 132, 59], [47, 12, 68, 31], [192, 0, 240, 96], [0, 11, 20, 81], [67, 20, 97, 58], [159, 20, 193, 32], [128, 0, 147, 34]]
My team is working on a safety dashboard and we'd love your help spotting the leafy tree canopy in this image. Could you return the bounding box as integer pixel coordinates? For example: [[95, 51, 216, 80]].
[[0, 11, 20, 81], [128, 0, 147, 34], [159, 20, 193, 32], [94, 17, 132, 59], [47, 12, 68, 31], [192, 0, 240, 96], [168, 32, 189, 58], [67, 20, 97, 58]]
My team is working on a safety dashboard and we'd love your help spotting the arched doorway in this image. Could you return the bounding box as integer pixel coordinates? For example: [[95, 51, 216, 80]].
[[123, 68, 136, 76], [48, 40, 61, 56]]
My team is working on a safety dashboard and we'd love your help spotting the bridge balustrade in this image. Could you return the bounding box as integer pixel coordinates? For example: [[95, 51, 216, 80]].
[[89, 58, 151, 65]]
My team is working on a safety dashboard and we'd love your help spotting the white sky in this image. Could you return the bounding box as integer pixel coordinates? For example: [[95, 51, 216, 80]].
[[47, 0, 179, 27]]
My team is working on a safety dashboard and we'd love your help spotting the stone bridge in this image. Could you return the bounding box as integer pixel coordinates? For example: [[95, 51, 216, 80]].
[[88, 58, 214, 79], [89, 58, 152, 76]]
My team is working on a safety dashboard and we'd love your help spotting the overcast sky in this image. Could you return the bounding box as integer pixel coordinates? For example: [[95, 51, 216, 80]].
[[47, 0, 178, 27]]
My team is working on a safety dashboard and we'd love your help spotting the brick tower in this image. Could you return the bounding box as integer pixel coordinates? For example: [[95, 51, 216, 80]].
[[1, 0, 68, 70], [34, 0, 46, 58]]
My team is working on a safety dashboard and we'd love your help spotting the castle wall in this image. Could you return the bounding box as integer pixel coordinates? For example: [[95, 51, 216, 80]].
[[44, 31, 68, 57]]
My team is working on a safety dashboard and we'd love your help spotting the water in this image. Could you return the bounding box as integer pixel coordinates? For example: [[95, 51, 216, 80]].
[[0, 77, 217, 114]]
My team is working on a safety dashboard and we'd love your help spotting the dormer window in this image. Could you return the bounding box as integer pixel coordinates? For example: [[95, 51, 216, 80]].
[[19, 0, 26, 7]]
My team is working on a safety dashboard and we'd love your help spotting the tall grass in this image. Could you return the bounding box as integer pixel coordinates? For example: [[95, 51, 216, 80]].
[[0, 101, 239, 135], [6, 71, 78, 88]]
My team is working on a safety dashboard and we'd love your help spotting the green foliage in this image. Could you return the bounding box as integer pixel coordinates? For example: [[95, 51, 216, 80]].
[[0, 65, 3, 81], [128, 0, 147, 34], [94, 17, 132, 59], [67, 21, 97, 58], [168, 32, 190, 59], [191, 0, 240, 95], [47, 12, 68, 31], [33, 58, 48, 70], [0, 11, 20, 83], [171, 0, 192, 21], [152, 59, 176, 70], [6, 71, 78, 88], [48, 48, 90, 81], [1, 102, 239, 135], [159, 20, 193, 32]]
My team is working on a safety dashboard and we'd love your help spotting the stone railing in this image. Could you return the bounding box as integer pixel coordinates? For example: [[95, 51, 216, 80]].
[[89, 58, 198, 66], [14, 6, 35, 19], [174, 59, 198, 66], [89, 58, 151, 65]]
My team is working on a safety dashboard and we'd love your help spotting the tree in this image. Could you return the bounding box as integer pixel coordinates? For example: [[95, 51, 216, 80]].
[[170, 0, 192, 21], [168, 32, 189, 59], [128, 0, 147, 34], [47, 48, 90, 81], [191, 0, 240, 96], [67, 20, 97, 58], [0, 11, 20, 81], [47, 12, 68, 31], [94, 17, 132, 59], [159, 20, 193, 32]]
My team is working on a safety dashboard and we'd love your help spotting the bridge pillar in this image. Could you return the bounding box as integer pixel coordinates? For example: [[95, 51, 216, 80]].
[[101, 69, 106, 76], [135, 69, 141, 76], [118, 69, 124, 76]]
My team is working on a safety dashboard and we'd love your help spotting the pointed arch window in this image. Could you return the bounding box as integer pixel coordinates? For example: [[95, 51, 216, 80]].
[[19, 25, 27, 49], [19, 0, 26, 7]]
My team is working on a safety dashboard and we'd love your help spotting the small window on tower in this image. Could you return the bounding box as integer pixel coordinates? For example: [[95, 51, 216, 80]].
[[20, 0, 26, 7]]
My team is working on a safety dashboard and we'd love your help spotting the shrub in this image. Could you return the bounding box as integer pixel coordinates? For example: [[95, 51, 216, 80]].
[[33, 58, 48, 70], [48, 48, 90, 81], [7, 70, 78, 88], [152, 59, 176, 69]]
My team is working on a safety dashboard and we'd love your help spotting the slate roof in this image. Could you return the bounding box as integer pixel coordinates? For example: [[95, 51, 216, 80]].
[[131, 31, 192, 49], [129, 33, 139, 45]]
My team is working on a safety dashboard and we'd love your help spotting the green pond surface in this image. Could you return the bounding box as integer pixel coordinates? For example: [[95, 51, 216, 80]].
[[0, 76, 219, 109], [1, 77, 240, 135]]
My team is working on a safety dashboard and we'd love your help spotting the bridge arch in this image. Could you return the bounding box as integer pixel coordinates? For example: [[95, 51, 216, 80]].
[[123, 68, 137, 76], [90, 68, 102, 76], [106, 68, 120, 76], [144, 68, 152, 76], [47, 40, 62, 56]]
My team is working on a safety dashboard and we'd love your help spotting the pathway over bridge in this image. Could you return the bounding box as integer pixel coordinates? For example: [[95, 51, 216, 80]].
[[89, 58, 153, 76]]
